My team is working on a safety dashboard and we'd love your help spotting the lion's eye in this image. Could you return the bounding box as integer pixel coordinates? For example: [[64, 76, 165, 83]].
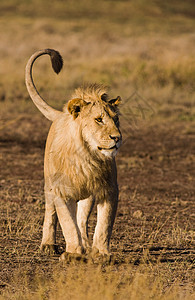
[[95, 117, 103, 123]]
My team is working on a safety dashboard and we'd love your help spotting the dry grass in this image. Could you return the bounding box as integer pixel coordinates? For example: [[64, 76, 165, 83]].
[[1, 264, 194, 300], [0, 0, 195, 299]]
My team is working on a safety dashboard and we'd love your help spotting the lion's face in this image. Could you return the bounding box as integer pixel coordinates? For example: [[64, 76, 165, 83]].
[[81, 103, 122, 158], [67, 93, 122, 158]]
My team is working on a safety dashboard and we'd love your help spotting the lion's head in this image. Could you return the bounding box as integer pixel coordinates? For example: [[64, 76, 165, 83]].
[[66, 84, 122, 159]]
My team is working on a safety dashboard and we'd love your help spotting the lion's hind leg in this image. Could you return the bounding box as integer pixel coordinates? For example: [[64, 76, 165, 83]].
[[77, 196, 95, 251], [40, 199, 58, 255]]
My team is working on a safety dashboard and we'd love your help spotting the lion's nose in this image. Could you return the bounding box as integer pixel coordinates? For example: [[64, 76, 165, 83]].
[[109, 135, 120, 143]]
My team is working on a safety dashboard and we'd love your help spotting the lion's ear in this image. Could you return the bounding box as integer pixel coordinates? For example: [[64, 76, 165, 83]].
[[109, 96, 122, 106], [68, 98, 87, 119], [101, 93, 108, 102]]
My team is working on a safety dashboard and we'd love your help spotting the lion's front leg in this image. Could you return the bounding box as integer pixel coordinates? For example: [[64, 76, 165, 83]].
[[92, 194, 118, 255], [54, 196, 84, 255], [77, 196, 95, 250]]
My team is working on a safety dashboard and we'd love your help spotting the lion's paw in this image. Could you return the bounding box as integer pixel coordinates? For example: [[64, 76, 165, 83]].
[[40, 244, 59, 255], [90, 249, 115, 265], [59, 252, 87, 264]]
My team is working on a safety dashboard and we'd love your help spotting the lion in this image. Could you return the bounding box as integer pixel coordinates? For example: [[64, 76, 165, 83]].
[[25, 49, 122, 260]]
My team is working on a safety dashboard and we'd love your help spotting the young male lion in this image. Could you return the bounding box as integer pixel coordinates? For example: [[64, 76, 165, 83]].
[[25, 49, 122, 260]]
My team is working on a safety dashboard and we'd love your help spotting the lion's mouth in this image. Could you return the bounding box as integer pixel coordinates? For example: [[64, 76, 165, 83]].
[[98, 145, 118, 151]]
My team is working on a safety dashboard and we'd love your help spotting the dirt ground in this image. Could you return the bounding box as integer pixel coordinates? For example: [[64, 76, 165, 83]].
[[0, 113, 194, 290]]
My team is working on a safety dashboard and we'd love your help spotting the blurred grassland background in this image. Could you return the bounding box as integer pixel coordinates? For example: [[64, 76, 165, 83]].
[[0, 0, 195, 121], [0, 0, 195, 299]]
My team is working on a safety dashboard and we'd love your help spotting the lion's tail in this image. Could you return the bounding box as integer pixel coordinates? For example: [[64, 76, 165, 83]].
[[25, 49, 63, 121]]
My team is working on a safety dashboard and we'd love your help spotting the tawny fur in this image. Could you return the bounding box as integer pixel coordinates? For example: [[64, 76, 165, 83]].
[[25, 49, 122, 257]]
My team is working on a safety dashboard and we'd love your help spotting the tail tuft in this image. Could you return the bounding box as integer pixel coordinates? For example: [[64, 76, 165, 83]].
[[47, 49, 63, 74]]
